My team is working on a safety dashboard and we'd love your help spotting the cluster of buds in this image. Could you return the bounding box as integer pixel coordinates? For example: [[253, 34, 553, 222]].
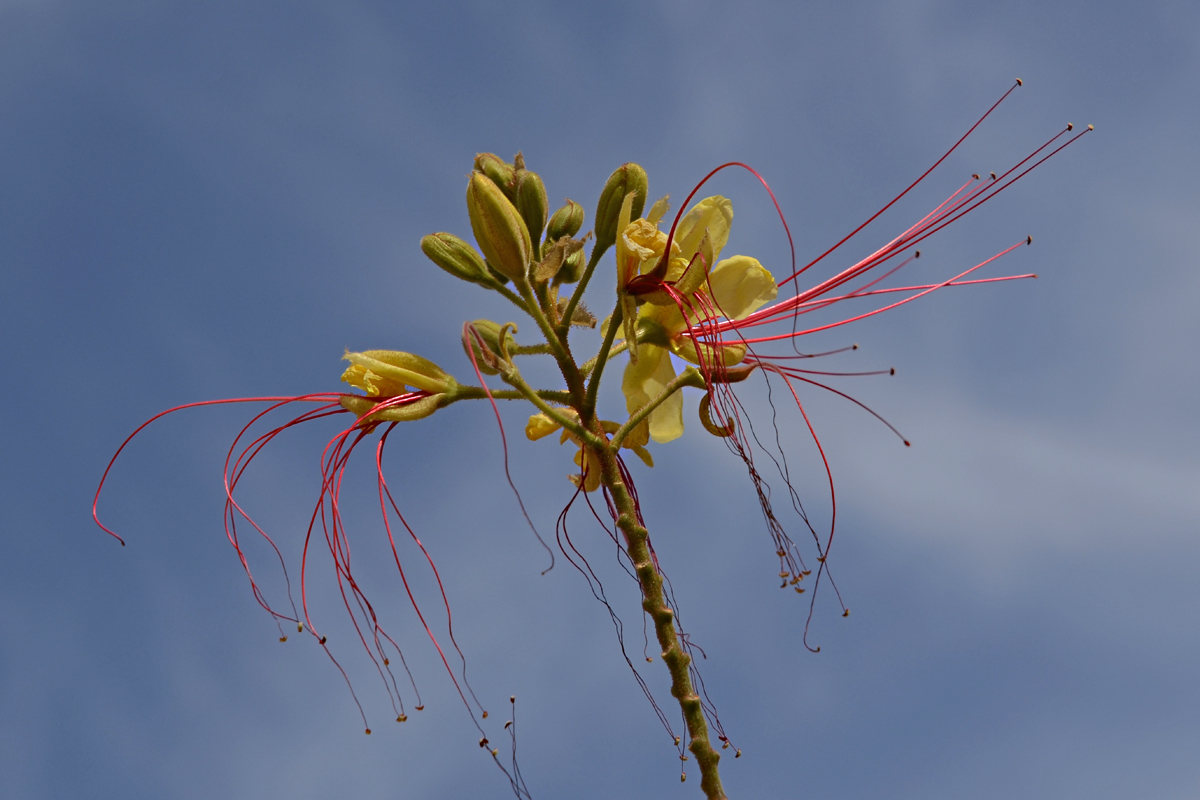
[[422, 153, 602, 328]]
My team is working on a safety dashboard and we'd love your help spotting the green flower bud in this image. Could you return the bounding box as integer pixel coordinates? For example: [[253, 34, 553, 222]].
[[462, 319, 515, 375], [513, 169, 548, 249], [594, 163, 648, 255], [466, 172, 532, 285], [554, 243, 586, 284], [474, 152, 516, 196], [546, 199, 584, 242], [421, 232, 492, 286]]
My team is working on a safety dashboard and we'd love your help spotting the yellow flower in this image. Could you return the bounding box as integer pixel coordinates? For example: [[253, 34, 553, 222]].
[[340, 350, 452, 397], [620, 197, 777, 443], [339, 350, 456, 423]]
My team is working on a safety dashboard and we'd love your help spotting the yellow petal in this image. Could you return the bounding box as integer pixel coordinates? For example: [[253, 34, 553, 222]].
[[646, 195, 671, 224], [614, 190, 638, 288], [623, 343, 669, 416], [630, 444, 654, 467], [342, 350, 450, 395], [675, 196, 733, 267], [707, 256, 777, 320], [622, 343, 683, 443], [669, 338, 747, 367], [569, 447, 603, 492], [525, 413, 561, 441]]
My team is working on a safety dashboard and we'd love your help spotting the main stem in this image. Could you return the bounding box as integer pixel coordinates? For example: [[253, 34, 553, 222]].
[[593, 441, 727, 800]]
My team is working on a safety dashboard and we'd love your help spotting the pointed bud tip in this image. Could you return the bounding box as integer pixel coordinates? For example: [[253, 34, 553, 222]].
[[1016, 77, 1023, 86]]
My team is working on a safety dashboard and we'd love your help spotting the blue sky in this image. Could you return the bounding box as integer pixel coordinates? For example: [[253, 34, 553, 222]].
[[2, 1, 1198, 798]]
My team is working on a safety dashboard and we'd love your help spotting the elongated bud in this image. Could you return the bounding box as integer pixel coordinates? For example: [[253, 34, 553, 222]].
[[339, 393, 442, 423], [474, 152, 515, 196], [513, 168, 548, 249], [461, 320, 513, 375], [421, 232, 493, 286], [467, 172, 533, 284], [341, 350, 455, 396], [546, 199, 584, 242], [594, 163, 648, 254]]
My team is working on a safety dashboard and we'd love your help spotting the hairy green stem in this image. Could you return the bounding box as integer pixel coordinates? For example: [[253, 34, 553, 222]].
[[593, 441, 727, 800], [579, 339, 628, 377], [500, 369, 604, 449], [511, 342, 555, 356], [450, 386, 572, 405], [582, 300, 623, 419], [513, 279, 591, 412], [558, 243, 609, 339], [494, 282, 528, 311]]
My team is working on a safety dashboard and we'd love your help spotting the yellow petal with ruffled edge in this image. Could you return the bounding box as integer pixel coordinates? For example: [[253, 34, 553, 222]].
[[706, 255, 777, 320]]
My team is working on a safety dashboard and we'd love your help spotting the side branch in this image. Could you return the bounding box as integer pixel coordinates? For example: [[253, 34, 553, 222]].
[[609, 367, 705, 450]]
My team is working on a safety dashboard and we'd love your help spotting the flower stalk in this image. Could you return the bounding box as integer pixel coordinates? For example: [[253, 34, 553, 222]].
[[594, 439, 727, 800]]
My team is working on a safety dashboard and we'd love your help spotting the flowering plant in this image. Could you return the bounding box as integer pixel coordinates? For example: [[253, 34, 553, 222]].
[[95, 82, 1087, 799]]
